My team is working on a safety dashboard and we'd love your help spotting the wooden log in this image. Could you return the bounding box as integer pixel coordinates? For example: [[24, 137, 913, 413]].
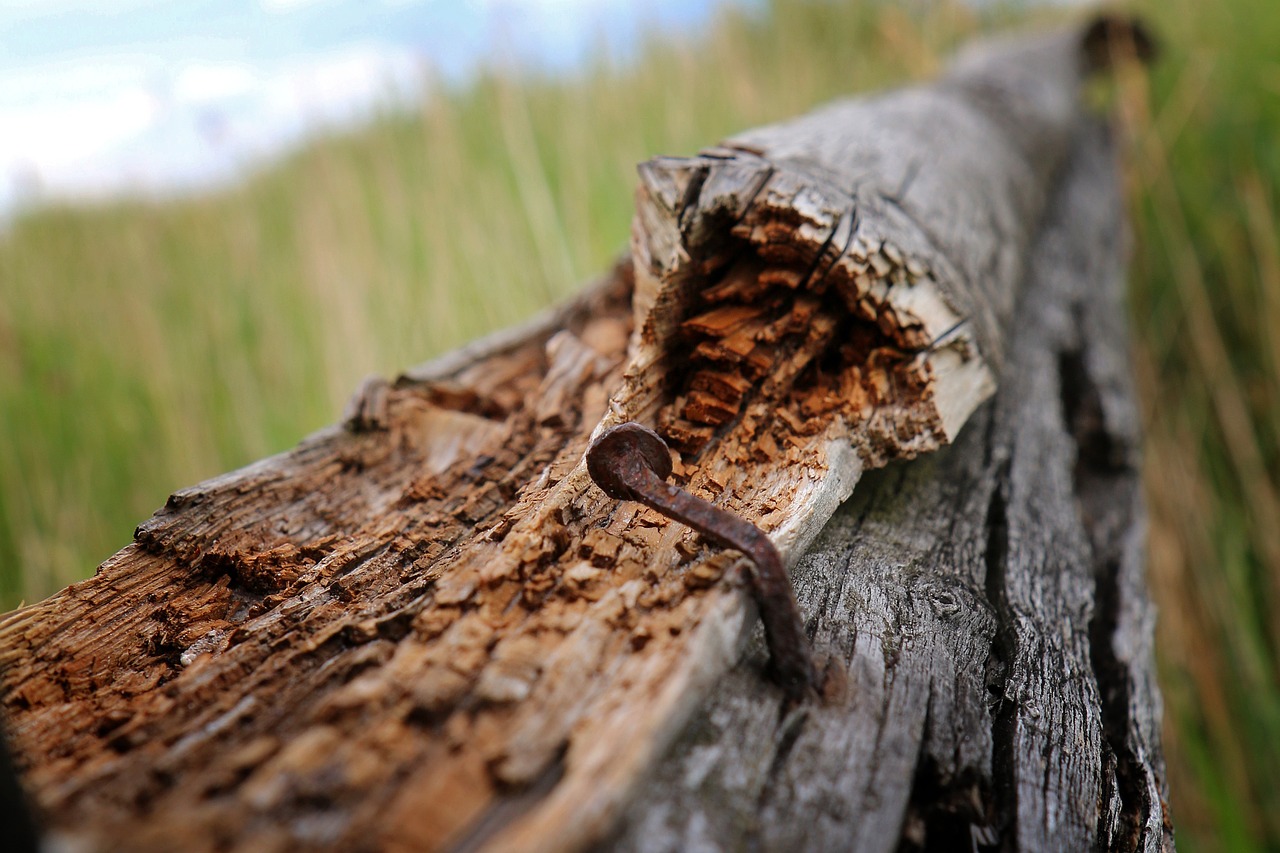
[[0, 16, 1165, 852], [600, 119, 1171, 853]]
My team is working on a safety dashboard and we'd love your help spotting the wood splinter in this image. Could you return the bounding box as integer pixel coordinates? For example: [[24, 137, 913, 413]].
[[586, 422, 817, 701]]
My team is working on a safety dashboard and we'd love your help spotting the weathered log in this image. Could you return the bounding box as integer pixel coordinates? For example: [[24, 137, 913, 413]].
[[601, 119, 1171, 853], [0, 17, 1165, 852]]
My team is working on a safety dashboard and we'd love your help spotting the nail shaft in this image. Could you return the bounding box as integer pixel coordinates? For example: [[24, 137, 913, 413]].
[[586, 422, 817, 701]]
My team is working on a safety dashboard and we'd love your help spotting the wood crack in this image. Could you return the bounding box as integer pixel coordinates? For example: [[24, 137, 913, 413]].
[[981, 461, 1016, 848], [1059, 343, 1151, 851]]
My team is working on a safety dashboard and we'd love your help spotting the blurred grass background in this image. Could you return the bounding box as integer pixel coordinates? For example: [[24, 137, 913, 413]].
[[0, 0, 1275, 847]]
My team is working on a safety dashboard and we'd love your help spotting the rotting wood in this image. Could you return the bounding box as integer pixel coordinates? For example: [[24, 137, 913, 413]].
[[0, 16, 1165, 853]]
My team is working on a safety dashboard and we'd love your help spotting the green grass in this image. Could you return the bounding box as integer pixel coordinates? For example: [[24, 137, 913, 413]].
[[1117, 0, 1280, 845], [0, 0, 1276, 847]]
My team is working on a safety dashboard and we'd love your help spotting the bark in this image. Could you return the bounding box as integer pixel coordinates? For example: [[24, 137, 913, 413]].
[[0, 17, 1166, 853]]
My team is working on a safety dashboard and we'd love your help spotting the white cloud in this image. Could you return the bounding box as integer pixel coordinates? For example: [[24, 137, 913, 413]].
[[0, 57, 152, 108], [0, 58, 159, 181], [170, 63, 257, 105], [0, 41, 424, 213], [0, 92, 155, 172]]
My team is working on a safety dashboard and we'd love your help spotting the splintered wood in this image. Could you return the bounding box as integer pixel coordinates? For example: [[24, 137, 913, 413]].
[[652, 201, 954, 465], [0, 19, 1155, 853]]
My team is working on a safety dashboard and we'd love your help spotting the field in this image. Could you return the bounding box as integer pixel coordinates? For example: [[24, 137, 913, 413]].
[[2, 0, 1276, 847]]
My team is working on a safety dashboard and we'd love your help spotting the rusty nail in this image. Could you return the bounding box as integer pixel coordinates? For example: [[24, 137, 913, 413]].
[[586, 422, 817, 701]]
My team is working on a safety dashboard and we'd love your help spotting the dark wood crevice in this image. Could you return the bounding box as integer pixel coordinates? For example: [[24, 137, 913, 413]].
[[982, 460, 1017, 852], [1059, 341, 1153, 851]]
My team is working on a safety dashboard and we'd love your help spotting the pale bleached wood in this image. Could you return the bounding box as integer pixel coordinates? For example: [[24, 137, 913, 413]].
[[0, 17, 1163, 853]]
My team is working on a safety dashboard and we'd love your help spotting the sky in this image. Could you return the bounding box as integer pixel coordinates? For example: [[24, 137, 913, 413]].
[[0, 0, 733, 215]]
